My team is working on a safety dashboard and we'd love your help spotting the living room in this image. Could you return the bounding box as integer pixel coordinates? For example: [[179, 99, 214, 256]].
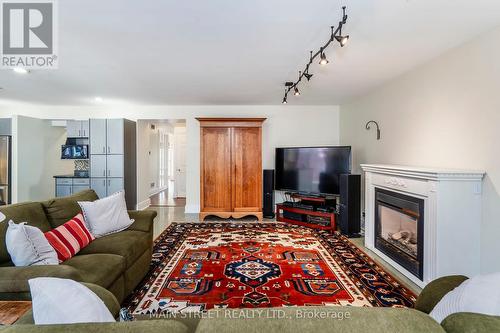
[[0, 1, 499, 332]]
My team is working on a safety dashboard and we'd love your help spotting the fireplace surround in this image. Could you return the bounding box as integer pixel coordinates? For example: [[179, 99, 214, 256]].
[[361, 164, 484, 287]]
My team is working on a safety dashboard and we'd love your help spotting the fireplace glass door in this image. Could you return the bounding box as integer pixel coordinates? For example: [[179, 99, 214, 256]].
[[375, 188, 424, 279]]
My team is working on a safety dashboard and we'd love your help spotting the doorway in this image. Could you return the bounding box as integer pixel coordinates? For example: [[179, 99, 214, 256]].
[[136, 119, 186, 208]]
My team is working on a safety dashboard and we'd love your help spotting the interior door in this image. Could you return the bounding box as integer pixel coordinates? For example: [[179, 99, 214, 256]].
[[106, 155, 124, 178], [106, 119, 124, 154], [91, 178, 107, 198], [232, 127, 262, 212], [201, 127, 232, 212], [90, 119, 107, 154], [107, 178, 124, 196], [90, 155, 106, 178], [174, 130, 186, 198]]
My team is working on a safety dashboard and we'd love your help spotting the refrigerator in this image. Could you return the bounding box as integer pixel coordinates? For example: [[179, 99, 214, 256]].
[[0, 136, 11, 206]]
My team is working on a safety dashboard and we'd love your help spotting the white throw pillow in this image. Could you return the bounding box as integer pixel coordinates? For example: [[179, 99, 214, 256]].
[[430, 272, 500, 323], [5, 221, 59, 266], [78, 191, 134, 238], [29, 277, 115, 324]]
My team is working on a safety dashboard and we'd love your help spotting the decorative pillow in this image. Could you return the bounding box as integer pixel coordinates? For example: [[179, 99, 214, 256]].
[[5, 221, 59, 266], [29, 277, 115, 324], [44, 213, 94, 262], [78, 191, 134, 238], [430, 272, 500, 323]]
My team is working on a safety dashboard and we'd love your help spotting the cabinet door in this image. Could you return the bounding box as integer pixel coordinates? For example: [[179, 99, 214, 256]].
[[232, 127, 262, 212], [66, 121, 80, 138], [90, 119, 107, 155], [56, 185, 72, 197], [72, 185, 90, 194], [80, 120, 89, 138], [106, 154, 124, 178], [106, 119, 124, 154], [107, 178, 124, 196], [200, 127, 232, 212], [90, 155, 107, 177], [91, 178, 107, 199]]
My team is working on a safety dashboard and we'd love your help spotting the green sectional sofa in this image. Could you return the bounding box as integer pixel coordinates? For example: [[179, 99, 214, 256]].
[[0, 190, 157, 304], [4, 276, 499, 332]]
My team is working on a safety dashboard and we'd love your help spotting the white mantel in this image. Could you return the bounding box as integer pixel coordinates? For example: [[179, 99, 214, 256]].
[[361, 164, 485, 287]]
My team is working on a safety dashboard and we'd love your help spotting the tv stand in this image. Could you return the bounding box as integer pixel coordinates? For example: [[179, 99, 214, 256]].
[[276, 193, 337, 233]]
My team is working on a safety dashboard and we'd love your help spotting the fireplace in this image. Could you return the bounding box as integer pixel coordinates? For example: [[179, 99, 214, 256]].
[[374, 188, 424, 280]]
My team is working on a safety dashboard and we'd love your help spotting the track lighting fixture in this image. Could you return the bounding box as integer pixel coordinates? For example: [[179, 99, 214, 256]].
[[319, 49, 329, 66], [281, 6, 350, 104]]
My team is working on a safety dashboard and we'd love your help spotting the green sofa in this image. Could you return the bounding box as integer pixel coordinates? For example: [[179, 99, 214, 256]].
[[3, 275, 499, 333], [0, 190, 157, 304]]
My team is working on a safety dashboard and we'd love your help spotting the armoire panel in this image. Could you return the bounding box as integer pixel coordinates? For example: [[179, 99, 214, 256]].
[[201, 127, 232, 212], [232, 127, 262, 212]]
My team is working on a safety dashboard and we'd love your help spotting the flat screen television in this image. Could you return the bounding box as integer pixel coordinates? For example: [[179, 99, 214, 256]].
[[61, 145, 88, 159], [275, 146, 351, 195]]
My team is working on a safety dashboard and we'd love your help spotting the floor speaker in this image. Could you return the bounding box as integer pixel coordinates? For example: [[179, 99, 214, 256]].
[[263, 169, 275, 219], [339, 174, 361, 237]]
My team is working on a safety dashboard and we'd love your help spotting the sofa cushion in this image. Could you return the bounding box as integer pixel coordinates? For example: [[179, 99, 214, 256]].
[[78, 230, 151, 268], [63, 254, 125, 288], [0, 202, 52, 265], [42, 190, 99, 228]]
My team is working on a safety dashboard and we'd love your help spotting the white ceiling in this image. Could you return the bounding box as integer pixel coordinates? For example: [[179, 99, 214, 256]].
[[1, 0, 500, 106]]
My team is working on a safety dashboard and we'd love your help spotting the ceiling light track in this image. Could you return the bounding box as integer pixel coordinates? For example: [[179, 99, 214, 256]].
[[282, 6, 349, 104]]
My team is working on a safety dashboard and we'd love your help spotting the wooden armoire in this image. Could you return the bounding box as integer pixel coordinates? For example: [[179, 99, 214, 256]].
[[197, 118, 266, 221]]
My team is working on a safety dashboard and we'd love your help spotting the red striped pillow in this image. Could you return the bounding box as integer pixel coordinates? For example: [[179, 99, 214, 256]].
[[44, 213, 95, 263]]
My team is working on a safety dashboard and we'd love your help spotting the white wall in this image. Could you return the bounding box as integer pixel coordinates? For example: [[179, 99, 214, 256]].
[[11, 116, 73, 202], [340, 26, 500, 274], [2, 106, 340, 212]]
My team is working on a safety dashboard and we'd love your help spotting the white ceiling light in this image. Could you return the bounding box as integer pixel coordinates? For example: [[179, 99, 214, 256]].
[[12, 67, 29, 74], [94, 97, 103, 103]]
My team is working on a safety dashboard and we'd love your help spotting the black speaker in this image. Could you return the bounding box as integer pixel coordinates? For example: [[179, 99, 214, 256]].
[[263, 169, 275, 219], [339, 174, 361, 237]]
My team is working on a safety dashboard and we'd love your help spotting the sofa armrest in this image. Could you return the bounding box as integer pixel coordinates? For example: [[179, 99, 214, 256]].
[[441, 312, 500, 333], [127, 210, 157, 233], [415, 275, 468, 314], [0, 265, 83, 301]]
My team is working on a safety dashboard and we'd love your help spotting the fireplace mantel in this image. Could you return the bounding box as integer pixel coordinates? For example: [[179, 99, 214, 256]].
[[361, 164, 485, 287]]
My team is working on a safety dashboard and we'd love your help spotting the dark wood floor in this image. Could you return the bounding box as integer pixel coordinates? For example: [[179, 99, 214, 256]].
[[150, 189, 186, 207]]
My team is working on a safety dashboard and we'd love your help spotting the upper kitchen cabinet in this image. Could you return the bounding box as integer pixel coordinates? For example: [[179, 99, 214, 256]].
[[90, 119, 107, 154], [90, 119, 124, 154], [67, 120, 89, 138], [106, 119, 124, 154]]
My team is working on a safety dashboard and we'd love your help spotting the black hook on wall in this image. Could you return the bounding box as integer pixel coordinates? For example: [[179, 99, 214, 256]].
[[365, 121, 381, 140]]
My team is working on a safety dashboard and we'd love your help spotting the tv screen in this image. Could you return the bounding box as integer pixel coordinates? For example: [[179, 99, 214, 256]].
[[275, 146, 351, 195], [61, 145, 88, 159]]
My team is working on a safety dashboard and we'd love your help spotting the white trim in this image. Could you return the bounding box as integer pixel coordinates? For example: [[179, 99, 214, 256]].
[[184, 204, 200, 214], [136, 198, 151, 210], [360, 164, 485, 181]]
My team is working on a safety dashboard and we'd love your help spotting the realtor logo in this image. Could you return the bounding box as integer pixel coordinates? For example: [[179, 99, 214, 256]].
[[1, 0, 58, 69]]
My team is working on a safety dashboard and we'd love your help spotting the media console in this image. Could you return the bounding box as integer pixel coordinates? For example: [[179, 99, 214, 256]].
[[276, 193, 337, 233]]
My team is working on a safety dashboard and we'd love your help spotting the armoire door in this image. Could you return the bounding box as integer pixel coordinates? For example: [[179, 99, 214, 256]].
[[232, 127, 262, 212], [200, 127, 232, 212]]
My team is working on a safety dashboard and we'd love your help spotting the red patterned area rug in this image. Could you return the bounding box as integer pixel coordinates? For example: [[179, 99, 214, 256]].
[[125, 223, 416, 314]]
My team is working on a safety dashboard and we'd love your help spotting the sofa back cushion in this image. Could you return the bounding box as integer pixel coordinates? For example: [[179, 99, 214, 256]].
[[0, 202, 52, 266], [42, 190, 99, 228]]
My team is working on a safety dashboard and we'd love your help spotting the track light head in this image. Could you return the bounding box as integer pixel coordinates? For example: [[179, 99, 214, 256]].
[[282, 97, 287, 104], [304, 72, 313, 81], [335, 35, 349, 47], [319, 51, 329, 65], [293, 86, 300, 96]]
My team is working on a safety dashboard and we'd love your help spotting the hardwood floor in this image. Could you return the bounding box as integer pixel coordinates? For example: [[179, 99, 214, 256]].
[[150, 189, 186, 207]]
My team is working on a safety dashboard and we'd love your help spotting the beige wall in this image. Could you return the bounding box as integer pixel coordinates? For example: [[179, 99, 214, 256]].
[[12, 116, 73, 202], [340, 26, 500, 274], [2, 106, 340, 212]]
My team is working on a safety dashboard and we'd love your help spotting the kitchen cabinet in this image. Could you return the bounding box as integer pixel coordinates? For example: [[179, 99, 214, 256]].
[[106, 119, 124, 154], [56, 185, 72, 197], [55, 177, 90, 197], [106, 155, 123, 178], [67, 120, 89, 138], [90, 119, 107, 155], [90, 155, 106, 178], [91, 178, 107, 198], [107, 178, 124, 196]]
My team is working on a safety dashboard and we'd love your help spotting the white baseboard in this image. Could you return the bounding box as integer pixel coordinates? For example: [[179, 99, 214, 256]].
[[184, 204, 200, 214], [136, 198, 151, 210], [149, 186, 167, 197]]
